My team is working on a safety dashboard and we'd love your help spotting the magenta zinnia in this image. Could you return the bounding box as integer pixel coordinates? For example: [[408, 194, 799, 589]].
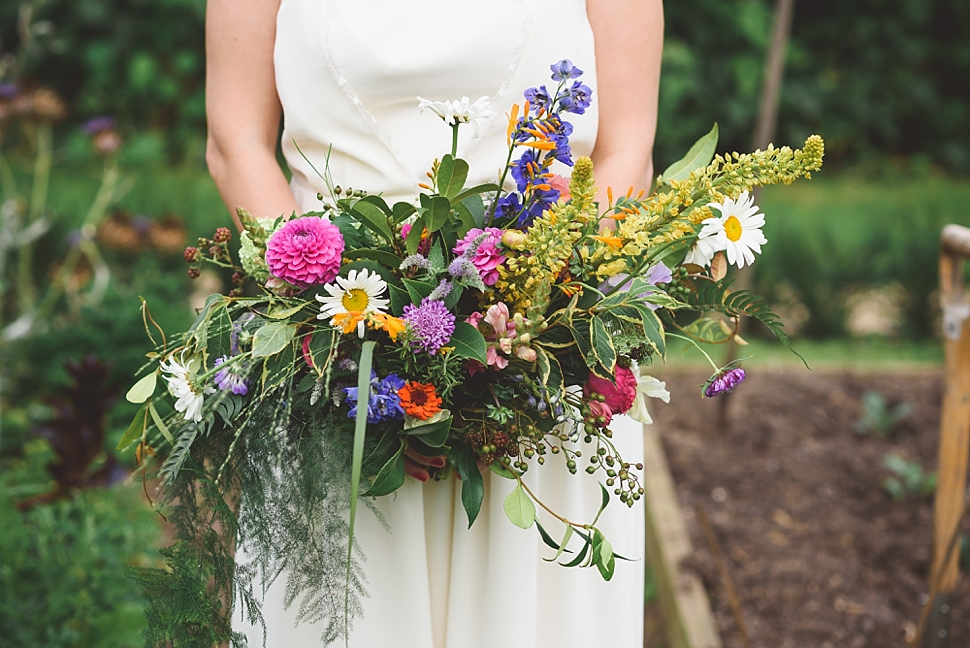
[[403, 298, 456, 355], [265, 217, 344, 288]]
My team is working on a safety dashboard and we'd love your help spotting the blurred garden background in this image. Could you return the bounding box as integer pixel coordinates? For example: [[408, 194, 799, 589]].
[[0, 0, 968, 645]]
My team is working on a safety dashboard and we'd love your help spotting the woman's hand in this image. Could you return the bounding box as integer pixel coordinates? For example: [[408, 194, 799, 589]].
[[403, 445, 446, 482]]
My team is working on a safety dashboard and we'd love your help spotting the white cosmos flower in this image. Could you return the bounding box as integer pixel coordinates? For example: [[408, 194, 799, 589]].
[[416, 95, 495, 138], [697, 191, 766, 269], [316, 268, 390, 338], [627, 363, 670, 425], [160, 351, 214, 423]]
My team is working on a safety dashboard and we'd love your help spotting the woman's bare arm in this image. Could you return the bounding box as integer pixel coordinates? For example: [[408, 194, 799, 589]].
[[587, 0, 664, 211], [205, 0, 299, 225]]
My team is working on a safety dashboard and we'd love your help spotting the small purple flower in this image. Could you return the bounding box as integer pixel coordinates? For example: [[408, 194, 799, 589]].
[[495, 193, 522, 221], [704, 367, 746, 398], [511, 150, 539, 192], [403, 298, 456, 355], [550, 59, 583, 82], [524, 86, 552, 112], [82, 116, 116, 136], [344, 372, 406, 423], [0, 83, 19, 100], [428, 279, 453, 301], [560, 81, 593, 115], [647, 262, 673, 286], [214, 356, 250, 395]]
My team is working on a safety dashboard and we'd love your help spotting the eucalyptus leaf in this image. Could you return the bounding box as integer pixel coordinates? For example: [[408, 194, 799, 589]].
[[252, 321, 296, 358], [117, 403, 149, 450], [503, 484, 536, 529], [126, 372, 157, 404], [148, 400, 174, 445], [351, 201, 394, 242], [661, 123, 719, 183]]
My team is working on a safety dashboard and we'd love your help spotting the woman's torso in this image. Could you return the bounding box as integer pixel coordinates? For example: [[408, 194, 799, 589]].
[[274, 0, 599, 210]]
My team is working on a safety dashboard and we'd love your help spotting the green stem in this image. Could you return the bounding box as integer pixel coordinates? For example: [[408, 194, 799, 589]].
[[667, 332, 720, 371], [450, 122, 459, 158], [16, 120, 52, 313]]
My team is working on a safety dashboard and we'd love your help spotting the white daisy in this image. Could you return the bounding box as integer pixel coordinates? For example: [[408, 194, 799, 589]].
[[627, 363, 670, 425], [316, 268, 390, 338], [683, 236, 719, 267], [416, 95, 495, 138], [696, 191, 766, 269], [160, 350, 214, 423]]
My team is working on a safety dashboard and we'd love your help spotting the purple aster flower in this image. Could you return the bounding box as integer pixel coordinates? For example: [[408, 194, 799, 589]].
[[560, 81, 593, 115], [550, 59, 583, 82], [344, 372, 406, 423], [524, 86, 552, 112], [704, 367, 746, 398], [403, 298, 456, 355], [82, 116, 116, 136], [214, 355, 250, 395]]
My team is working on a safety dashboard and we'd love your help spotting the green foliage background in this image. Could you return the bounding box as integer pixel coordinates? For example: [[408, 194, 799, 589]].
[[3, 0, 969, 171]]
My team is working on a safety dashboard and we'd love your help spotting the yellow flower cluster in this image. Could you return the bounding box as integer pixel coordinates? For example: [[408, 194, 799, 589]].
[[496, 156, 598, 311], [597, 135, 824, 276]]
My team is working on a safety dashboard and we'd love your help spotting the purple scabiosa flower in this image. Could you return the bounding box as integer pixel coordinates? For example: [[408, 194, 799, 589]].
[[524, 86, 552, 112], [550, 59, 583, 82], [344, 372, 406, 423], [560, 81, 593, 115], [214, 356, 250, 395], [82, 116, 115, 135], [704, 367, 746, 398], [403, 298, 457, 355]]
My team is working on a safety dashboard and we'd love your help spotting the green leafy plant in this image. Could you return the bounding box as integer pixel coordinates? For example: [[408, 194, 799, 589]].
[[854, 390, 913, 438], [882, 453, 936, 500]]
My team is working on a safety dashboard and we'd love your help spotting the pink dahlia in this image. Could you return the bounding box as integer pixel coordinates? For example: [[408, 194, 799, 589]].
[[454, 227, 505, 286], [584, 365, 638, 414], [265, 217, 343, 288]]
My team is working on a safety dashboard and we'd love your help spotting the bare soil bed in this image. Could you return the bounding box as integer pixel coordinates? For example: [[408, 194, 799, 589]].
[[646, 367, 970, 648]]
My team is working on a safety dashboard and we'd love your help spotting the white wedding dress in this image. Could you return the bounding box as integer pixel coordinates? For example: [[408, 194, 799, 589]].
[[234, 1, 646, 646]]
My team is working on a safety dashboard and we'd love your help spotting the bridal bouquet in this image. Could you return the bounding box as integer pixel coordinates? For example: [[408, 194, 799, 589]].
[[122, 60, 823, 646]]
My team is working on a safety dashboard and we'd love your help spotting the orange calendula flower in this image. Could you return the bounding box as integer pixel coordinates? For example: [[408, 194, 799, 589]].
[[331, 311, 365, 335], [371, 312, 406, 340], [397, 381, 443, 421]]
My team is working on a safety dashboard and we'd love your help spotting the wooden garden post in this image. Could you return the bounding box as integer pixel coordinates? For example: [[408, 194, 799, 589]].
[[929, 224, 970, 646]]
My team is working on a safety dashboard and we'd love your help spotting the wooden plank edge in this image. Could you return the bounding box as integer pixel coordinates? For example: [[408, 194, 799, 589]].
[[642, 423, 722, 648]]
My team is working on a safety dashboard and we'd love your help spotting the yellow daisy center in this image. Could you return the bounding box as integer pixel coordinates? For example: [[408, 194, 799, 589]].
[[724, 215, 743, 242], [342, 288, 370, 311]]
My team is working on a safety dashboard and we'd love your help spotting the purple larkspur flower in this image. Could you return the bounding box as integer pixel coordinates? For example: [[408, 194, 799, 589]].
[[214, 356, 250, 395], [511, 150, 539, 193], [495, 193, 522, 222], [524, 85, 552, 112], [550, 59, 583, 82], [344, 372, 405, 423], [403, 298, 456, 355], [82, 116, 115, 135], [560, 81, 593, 115], [704, 367, 746, 398]]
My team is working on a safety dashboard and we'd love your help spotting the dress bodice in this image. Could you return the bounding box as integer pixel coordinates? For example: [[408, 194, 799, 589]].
[[274, 0, 599, 210]]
